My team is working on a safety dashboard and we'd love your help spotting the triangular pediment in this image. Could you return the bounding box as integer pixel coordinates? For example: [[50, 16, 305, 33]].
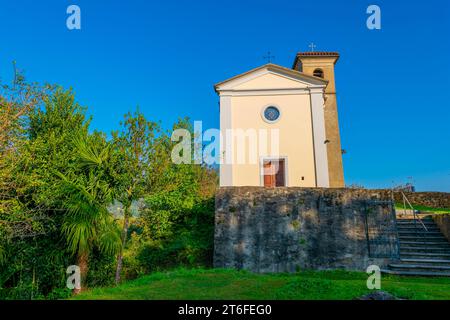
[[214, 63, 327, 92]]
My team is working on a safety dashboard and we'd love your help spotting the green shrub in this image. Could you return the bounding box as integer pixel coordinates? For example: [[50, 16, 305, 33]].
[[126, 196, 215, 274], [85, 249, 117, 288]]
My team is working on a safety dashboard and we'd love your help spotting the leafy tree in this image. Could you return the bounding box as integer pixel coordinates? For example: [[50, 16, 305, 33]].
[[0, 84, 86, 299], [0, 72, 57, 294], [0, 63, 53, 152], [111, 110, 161, 284]]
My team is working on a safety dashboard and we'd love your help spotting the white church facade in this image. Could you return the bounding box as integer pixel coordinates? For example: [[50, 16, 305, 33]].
[[214, 52, 345, 188]]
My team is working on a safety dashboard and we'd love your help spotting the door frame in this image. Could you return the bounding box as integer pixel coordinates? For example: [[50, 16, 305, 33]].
[[259, 156, 289, 187]]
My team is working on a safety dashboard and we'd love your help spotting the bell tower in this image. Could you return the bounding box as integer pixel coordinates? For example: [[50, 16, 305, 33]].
[[293, 52, 345, 187]]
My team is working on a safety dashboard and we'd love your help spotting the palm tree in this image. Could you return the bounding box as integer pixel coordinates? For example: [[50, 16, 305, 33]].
[[56, 134, 121, 293]]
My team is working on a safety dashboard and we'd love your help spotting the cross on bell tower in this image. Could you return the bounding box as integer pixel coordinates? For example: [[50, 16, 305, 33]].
[[308, 42, 317, 52]]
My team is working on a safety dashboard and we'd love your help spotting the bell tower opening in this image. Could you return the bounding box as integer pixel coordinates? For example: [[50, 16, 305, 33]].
[[313, 68, 324, 78]]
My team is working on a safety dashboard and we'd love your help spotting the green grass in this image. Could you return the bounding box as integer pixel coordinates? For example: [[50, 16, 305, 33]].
[[395, 203, 450, 214], [73, 268, 450, 300]]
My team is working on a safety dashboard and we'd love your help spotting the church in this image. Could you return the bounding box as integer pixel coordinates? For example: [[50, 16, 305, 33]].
[[214, 51, 345, 188]]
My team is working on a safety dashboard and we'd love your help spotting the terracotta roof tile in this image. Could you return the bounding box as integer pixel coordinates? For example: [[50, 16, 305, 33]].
[[293, 52, 340, 69], [296, 52, 339, 57]]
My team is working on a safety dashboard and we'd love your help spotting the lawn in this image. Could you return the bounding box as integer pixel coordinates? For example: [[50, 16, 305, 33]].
[[73, 268, 450, 300], [395, 203, 450, 214]]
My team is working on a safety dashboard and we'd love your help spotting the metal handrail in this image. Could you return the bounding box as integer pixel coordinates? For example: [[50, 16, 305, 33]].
[[401, 191, 428, 232]]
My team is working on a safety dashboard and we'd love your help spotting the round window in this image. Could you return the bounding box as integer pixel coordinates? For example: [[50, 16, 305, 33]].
[[263, 106, 281, 122]]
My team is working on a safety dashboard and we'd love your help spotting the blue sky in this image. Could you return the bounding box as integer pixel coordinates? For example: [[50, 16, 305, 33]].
[[0, 0, 449, 191]]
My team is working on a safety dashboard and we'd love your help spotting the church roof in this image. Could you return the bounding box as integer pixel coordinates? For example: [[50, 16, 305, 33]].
[[214, 63, 328, 93]]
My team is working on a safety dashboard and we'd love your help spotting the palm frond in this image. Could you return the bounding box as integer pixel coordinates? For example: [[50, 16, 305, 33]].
[[72, 134, 112, 170], [55, 133, 119, 257], [96, 217, 121, 256], [62, 218, 97, 255]]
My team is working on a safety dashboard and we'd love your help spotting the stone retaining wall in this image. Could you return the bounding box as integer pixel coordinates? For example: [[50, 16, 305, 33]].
[[214, 187, 399, 273], [391, 191, 450, 209], [433, 214, 450, 243]]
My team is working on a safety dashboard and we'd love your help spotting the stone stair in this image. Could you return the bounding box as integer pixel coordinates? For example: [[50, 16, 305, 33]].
[[382, 215, 450, 277]]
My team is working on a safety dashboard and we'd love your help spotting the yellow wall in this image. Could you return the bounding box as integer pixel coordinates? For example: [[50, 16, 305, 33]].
[[229, 93, 316, 187], [233, 73, 308, 90]]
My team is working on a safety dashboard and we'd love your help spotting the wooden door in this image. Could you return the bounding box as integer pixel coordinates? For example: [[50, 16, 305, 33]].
[[263, 161, 276, 187], [263, 159, 285, 187], [275, 159, 285, 186]]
